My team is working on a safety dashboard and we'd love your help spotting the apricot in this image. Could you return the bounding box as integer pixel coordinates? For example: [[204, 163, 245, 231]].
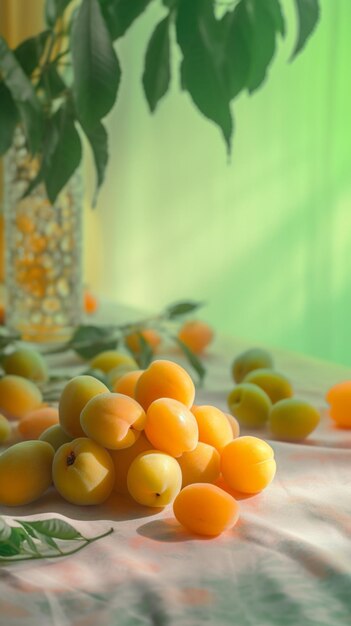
[[0, 414, 11, 443], [225, 413, 240, 438], [89, 350, 137, 373], [107, 363, 139, 388], [39, 423, 73, 451], [59, 375, 109, 438], [53, 438, 115, 505], [80, 392, 146, 450], [0, 441, 54, 506], [326, 381, 351, 428], [127, 450, 182, 507], [191, 405, 233, 451], [178, 320, 214, 354], [0, 375, 42, 420], [145, 398, 198, 457], [173, 483, 239, 536], [227, 383, 271, 428], [135, 359, 195, 411], [232, 348, 274, 383], [269, 398, 320, 440], [110, 433, 152, 494], [125, 329, 161, 355], [112, 369, 144, 398], [221, 436, 276, 494], [18, 406, 59, 440], [84, 289, 98, 314], [178, 442, 220, 487], [243, 369, 293, 404], [2, 348, 48, 382]]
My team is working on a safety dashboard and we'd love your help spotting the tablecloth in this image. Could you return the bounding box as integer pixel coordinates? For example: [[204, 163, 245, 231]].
[[1, 315, 351, 626]]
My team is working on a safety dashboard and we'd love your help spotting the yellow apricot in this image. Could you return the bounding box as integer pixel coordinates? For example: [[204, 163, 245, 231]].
[[125, 329, 161, 355], [0, 414, 11, 443], [221, 436, 276, 494], [39, 424, 73, 451], [135, 359, 195, 411], [0, 441, 54, 506], [52, 438, 115, 505], [225, 413, 240, 438], [191, 405, 233, 451], [112, 369, 144, 398], [3, 348, 48, 382], [178, 442, 220, 487], [80, 392, 146, 450], [145, 398, 198, 457], [243, 369, 293, 404], [17, 407, 59, 440], [178, 320, 214, 354], [173, 483, 239, 536], [89, 351, 137, 373], [110, 433, 153, 494], [59, 375, 109, 438], [0, 375, 42, 420], [107, 363, 139, 388], [127, 450, 182, 507]]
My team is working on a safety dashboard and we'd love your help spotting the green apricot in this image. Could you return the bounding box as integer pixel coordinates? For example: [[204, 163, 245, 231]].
[[227, 383, 271, 428], [39, 424, 73, 451], [3, 348, 48, 383], [243, 369, 293, 404], [232, 348, 274, 384], [269, 398, 320, 441]]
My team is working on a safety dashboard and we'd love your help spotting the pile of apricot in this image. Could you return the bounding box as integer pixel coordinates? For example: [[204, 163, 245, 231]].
[[0, 350, 276, 537]]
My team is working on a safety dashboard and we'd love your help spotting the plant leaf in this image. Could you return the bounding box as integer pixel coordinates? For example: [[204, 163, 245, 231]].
[[37, 63, 67, 99], [143, 15, 171, 113], [263, 0, 285, 37], [0, 518, 12, 542], [69, 325, 118, 359], [72, 0, 121, 129], [133, 333, 154, 369], [20, 519, 84, 541], [220, 5, 251, 100], [14, 31, 51, 77], [0, 528, 23, 556], [46, 0, 74, 27], [166, 301, 203, 319], [43, 102, 82, 203], [176, 0, 233, 151], [0, 83, 18, 155], [291, 0, 320, 59], [99, 0, 152, 40], [174, 337, 206, 384], [0, 37, 43, 154], [82, 121, 108, 205]]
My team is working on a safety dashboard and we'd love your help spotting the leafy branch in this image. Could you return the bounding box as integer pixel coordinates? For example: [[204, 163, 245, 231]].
[[0, 0, 320, 203], [0, 516, 113, 562]]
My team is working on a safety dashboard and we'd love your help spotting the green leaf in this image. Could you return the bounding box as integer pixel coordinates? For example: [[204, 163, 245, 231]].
[[0, 528, 23, 556], [166, 301, 203, 319], [291, 0, 320, 59], [46, 0, 74, 27], [69, 325, 118, 359], [72, 0, 121, 129], [263, 0, 285, 37], [174, 337, 206, 384], [134, 333, 154, 369], [19, 519, 83, 541], [43, 102, 82, 204], [176, 0, 233, 151], [38, 63, 67, 99], [82, 121, 108, 205], [99, 0, 152, 40], [0, 518, 12, 542], [143, 15, 171, 113], [0, 37, 43, 154], [14, 31, 50, 77], [0, 83, 18, 155], [220, 6, 251, 99]]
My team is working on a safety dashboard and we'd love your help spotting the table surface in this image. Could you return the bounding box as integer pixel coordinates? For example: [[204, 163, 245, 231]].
[[1, 307, 351, 626]]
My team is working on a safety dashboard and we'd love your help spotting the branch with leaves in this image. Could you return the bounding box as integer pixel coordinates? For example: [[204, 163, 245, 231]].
[[0, 0, 320, 204]]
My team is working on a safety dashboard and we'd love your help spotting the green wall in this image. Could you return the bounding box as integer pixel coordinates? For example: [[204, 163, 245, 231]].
[[85, 0, 351, 366]]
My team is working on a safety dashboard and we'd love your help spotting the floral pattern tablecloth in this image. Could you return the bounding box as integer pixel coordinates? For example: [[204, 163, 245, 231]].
[[1, 330, 351, 626]]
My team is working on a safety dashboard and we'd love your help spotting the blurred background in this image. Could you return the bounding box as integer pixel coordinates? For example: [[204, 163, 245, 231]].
[[1, 0, 351, 365]]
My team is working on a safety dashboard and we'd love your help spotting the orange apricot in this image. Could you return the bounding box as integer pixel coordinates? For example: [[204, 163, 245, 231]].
[[178, 320, 214, 354], [225, 413, 240, 438], [135, 359, 195, 411], [145, 398, 198, 457], [178, 442, 220, 487], [221, 436, 276, 494], [84, 290, 99, 314], [326, 381, 351, 428], [173, 483, 239, 536], [112, 369, 144, 398], [191, 405, 233, 451], [125, 329, 161, 355], [18, 406, 59, 440], [110, 433, 153, 494]]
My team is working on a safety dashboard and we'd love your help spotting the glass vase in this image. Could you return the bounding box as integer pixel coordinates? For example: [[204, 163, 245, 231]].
[[3, 127, 83, 343]]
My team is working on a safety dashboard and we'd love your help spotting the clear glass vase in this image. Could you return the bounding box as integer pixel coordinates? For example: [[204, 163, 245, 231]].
[[3, 127, 83, 343]]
